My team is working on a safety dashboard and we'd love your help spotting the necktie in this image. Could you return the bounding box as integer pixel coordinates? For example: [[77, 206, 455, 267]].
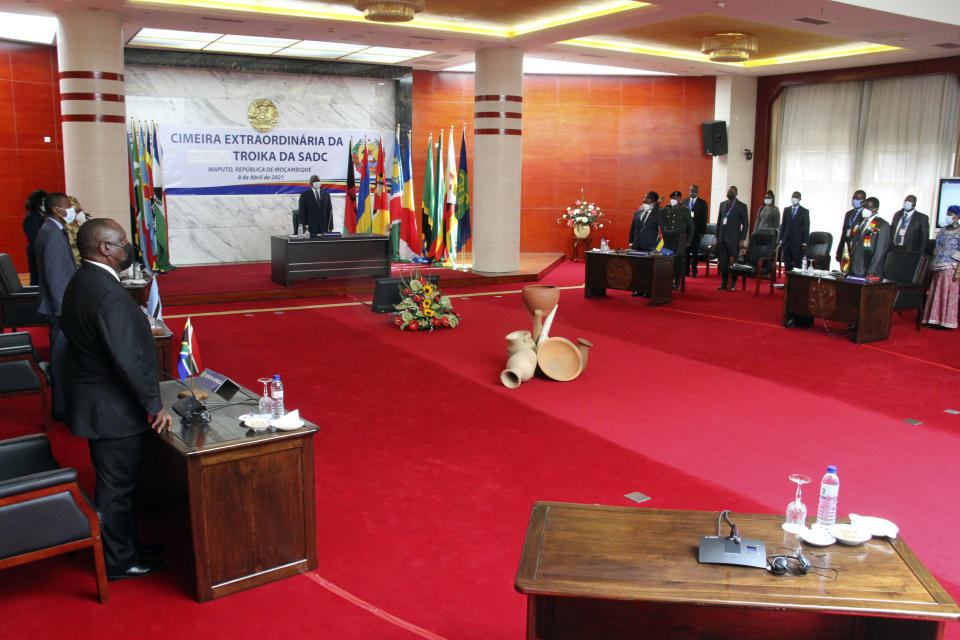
[[62, 228, 70, 245]]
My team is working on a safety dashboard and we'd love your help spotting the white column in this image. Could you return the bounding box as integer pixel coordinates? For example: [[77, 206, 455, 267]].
[[57, 9, 130, 236], [472, 47, 523, 273], [711, 73, 757, 218]]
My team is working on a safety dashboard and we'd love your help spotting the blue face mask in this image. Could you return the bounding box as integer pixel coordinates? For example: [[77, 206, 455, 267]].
[[852, 198, 862, 209]]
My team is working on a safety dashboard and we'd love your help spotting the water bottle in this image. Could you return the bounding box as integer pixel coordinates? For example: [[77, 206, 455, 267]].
[[270, 374, 285, 419], [816, 465, 839, 527]]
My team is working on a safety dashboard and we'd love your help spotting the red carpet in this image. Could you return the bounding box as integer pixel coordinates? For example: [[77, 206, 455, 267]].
[[2, 261, 959, 639]]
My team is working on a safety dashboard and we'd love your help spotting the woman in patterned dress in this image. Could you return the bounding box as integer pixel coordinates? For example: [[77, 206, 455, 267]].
[[922, 204, 960, 329]]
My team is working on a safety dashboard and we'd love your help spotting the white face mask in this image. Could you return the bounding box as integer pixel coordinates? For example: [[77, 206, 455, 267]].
[[669, 199, 678, 207], [642, 203, 653, 212], [311, 181, 321, 189], [791, 197, 800, 206], [903, 201, 914, 211], [763, 198, 772, 205], [62, 207, 77, 225]]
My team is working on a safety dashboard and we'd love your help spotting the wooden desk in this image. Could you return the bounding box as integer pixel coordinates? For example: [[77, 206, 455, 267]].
[[782, 271, 896, 344], [270, 234, 390, 286], [516, 502, 959, 640], [584, 251, 673, 306], [146, 381, 318, 602]]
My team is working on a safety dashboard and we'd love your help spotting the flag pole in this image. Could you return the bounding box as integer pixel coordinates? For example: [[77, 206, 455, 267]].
[[460, 123, 467, 271]]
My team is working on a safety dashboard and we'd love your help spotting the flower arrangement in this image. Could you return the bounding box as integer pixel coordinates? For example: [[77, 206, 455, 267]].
[[558, 190, 607, 230], [392, 272, 460, 331]]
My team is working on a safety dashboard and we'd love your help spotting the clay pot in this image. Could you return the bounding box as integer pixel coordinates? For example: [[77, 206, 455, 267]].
[[500, 348, 537, 388], [536, 337, 583, 382], [576, 338, 594, 370], [573, 223, 591, 239], [521, 285, 559, 321], [505, 330, 536, 354]]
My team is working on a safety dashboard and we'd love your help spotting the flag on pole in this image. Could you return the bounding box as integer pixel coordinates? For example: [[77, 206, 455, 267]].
[[430, 132, 445, 262], [421, 133, 435, 257], [388, 126, 404, 259], [150, 122, 175, 271], [373, 133, 389, 234], [455, 127, 471, 253], [357, 140, 372, 233], [344, 136, 358, 233], [147, 277, 162, 321], [177, 318, 203, 380], [138, 124, 158, 269], [129, 125, 154, 270], [399, 130, 420, 260], [656, 227, 665, 252], [442, 126, 457, 266]]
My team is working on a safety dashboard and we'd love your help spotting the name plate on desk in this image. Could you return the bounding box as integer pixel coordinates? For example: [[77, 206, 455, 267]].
[[195, 368, 241, 400]]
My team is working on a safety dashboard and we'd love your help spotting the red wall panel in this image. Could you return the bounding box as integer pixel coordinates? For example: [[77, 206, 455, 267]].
[[0, 42, 63, 274], [412, 70, 715, 255]]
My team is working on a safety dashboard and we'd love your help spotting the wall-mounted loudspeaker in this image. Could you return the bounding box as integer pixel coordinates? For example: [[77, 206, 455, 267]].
[[702, 120, 728, 156]]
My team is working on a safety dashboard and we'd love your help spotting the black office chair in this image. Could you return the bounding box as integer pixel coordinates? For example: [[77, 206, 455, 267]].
[[700, 223, 718, 278], [0, 433, 108, 603], [882, 248, 929, 331], [805, 232, 833, 270], [0, 332, 51, 428], [730, 229, 779, 296], [0, 254, 45, 333], [661, 231, 687, 291]]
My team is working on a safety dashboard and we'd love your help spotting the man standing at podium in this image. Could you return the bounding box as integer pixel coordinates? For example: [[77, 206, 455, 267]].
[[298, 174, 332, 236], [61, 218, 172, 582]]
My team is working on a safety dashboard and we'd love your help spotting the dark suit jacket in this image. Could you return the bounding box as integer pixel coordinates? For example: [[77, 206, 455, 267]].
[[846, 216, 891, 276], [22, 209, 44, 284], [716, 199, 749, 249], [629, 207, 662, 251], [779, 204, 810, 252], [836, 207, 863, 262], [298, 187, 333, 236], [35, 217, 77, 317], [61, 262, 162, 440], [889, 209, 930, 253], [682, 196, 709, 236]]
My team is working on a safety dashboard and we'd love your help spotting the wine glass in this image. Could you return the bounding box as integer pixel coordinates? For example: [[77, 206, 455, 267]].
[[257, 377, 273, 416], [783, 473, 812, 533]]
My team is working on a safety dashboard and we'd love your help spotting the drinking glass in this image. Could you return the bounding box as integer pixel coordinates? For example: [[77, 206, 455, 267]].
[[782, 473, 811, 533], [257, 377, 273, 415]]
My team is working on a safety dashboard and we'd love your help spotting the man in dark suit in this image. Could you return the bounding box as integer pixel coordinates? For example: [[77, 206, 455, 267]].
[[843, 196, 890, 276], [22, 189, 47, 285], [889, 195, 930, 253], [836, 189, 866, 265], [35, 192, 78, 420], [682, 184, 708, 277], [61, 218, 172, 581], [298, 174, 333, 236], [715, 186, 749, 291], [778, 190, 810, 271], [629, 191, 662, 252]]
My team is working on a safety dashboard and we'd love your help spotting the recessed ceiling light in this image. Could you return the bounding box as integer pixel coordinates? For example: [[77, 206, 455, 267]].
[[204, 42, 287, 54], [341, 52, 417, 63], [128, 37, 210, 50], [284, 40, 367, 53], [359, 46, 434, 58], [0, 11, 57, 45], [215, 34, 298, 47], [135, 28, 222, 41]]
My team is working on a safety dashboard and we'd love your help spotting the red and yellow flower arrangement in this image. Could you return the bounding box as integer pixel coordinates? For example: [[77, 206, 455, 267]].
[[392, 272, 460, 331]]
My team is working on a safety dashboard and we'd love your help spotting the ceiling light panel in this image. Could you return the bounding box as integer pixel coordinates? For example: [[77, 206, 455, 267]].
[[128, 37, 211, 50], [341, 52, 418, 63], [204, 42, 288, 54], [135, 28, 223, 41], [215, 34, 298, 47], [0, 11, 58, 45], [284, 40, 367, 53], [358, 46, 434, 57]]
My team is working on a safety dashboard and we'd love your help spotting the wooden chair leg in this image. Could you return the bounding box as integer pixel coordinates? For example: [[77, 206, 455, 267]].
[[92, 532, 108, 604]]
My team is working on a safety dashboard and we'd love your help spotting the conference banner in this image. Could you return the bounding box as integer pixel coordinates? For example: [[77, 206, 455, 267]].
[[159, 126, 393, 196]]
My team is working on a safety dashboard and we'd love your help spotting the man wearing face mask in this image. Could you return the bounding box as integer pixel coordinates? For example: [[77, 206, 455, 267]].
[[836, 189, 866, 265], [841, 196, 890, 277], [683, 185, 708, 277], [298, 174, 333, 236], [889, 195, 929, 253], [61, 218, 172, 582], [778, 191, 810, 271], [629, 191, 663, 252], [660, 191, 694, 290], [715, 186, 749, 291], [35, 192, 79, 420]]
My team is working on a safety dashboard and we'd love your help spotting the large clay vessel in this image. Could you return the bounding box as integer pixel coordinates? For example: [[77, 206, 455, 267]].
[[521, 285, 559, 321], [500, 349, 537, 389], [505, 330, 536, 354], [536, 337, 583, 382], [573, 223, 590, 239]]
